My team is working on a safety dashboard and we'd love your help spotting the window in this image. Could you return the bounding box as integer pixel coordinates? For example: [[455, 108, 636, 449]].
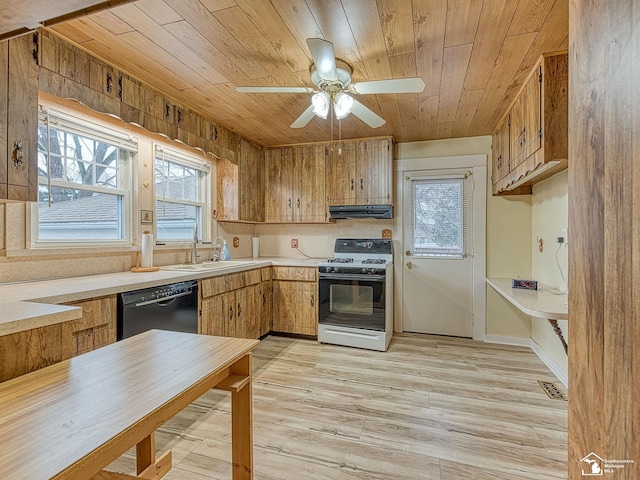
[[409, 175, 470, 257], [155, 146, 210, 242], [34, 109, 135, 245]]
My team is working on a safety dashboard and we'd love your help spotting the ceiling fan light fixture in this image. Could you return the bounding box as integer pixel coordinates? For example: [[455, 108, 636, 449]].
[[312, 91, 330, 118], [334, 92, 354, 119]]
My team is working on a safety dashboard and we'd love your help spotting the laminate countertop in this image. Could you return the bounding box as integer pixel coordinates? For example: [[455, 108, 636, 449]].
[[0, 257, 325, 337], [486, 277, 568, 320]]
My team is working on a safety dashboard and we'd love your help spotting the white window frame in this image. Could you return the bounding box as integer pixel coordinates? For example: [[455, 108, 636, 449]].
[[154, 144, 211, 243], [31, 107, 135, 247], [408, 172, 471, 259]]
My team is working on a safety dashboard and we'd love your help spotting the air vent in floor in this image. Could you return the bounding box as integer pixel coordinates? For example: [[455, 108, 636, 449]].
[[538, 380, 568, 401]]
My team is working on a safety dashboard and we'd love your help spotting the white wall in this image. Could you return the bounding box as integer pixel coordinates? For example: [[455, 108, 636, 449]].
[[531, 170, 569, 374]]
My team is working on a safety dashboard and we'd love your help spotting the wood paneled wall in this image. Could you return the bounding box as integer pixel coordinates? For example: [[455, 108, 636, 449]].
[[568, 1, 640, 478], [37, 29, 261, 163]]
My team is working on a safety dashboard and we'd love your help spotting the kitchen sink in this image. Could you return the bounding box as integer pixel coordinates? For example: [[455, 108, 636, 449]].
[[161, 260, 256, 272]]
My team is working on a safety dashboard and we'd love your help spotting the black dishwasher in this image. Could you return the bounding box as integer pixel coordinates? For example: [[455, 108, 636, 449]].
[[117, 280, 198, 340]]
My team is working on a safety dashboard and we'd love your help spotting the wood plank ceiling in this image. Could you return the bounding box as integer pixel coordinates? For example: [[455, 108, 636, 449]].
[[8, 0, 569, 147]]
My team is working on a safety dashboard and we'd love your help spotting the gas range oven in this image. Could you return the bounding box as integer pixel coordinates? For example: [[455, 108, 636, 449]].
[[318, 239, 393, 351]]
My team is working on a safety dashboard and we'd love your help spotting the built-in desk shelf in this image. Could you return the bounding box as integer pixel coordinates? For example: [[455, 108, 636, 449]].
[[486, 277, 568, 354]]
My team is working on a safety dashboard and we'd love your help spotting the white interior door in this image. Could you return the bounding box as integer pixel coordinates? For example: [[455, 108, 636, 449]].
[[402, 169, 474, 337]]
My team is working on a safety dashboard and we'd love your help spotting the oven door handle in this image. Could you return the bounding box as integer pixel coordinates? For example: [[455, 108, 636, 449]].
[[319, 273, 386, 282]]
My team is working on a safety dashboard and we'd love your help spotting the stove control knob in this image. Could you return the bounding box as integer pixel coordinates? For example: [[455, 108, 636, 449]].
[[362, 268, 368, 274]]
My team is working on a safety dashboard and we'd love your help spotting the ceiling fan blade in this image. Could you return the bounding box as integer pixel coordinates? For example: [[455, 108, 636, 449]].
[[290, 105, 316, 128], [236, 86, 313, 93], [350, 77, 426, 95], [306, 38, 337, 81], [350, 99, 386, 128]]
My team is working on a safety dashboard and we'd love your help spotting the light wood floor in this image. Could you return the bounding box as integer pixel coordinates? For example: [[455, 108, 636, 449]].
[[109, 333, 568, 479]]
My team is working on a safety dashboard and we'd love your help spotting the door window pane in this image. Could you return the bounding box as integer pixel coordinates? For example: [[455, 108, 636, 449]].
[[411, 178, 466, 257]]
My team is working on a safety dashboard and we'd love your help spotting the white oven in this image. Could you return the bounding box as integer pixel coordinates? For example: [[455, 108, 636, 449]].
[[317, 239, 393, 351]]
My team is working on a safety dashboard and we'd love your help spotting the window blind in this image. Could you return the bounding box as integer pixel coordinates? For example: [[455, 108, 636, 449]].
[[409, 173, 470, 258]]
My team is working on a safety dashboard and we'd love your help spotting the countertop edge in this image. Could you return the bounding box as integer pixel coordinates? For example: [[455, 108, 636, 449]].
[[0, 258, 322, 336]]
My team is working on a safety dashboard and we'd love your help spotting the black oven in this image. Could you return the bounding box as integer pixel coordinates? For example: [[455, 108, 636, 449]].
[[318, 270, 387, 331]]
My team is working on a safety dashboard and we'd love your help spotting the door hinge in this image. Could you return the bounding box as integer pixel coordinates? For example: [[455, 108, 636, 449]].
[[538, 66, 542, 83], [32, 32, 39, 65], [539, 128, 543, 139]]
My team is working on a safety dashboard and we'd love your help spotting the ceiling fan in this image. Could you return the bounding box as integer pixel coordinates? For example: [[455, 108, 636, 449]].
[[236, 38, 426, 129]]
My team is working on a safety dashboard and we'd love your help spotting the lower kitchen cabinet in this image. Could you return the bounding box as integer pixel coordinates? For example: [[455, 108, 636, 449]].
[[199, 268, 264, 340], [271, 267, 318, 336], [62, 295, 117, 357], [0, 295, 116, 383], [199, 266, 317, 339]]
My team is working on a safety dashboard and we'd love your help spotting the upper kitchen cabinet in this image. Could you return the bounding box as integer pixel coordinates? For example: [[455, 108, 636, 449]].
[[0, 34, 38, 202], [216, 139, 263, 222], [326, 137, 393, 206], [492, 52, 568, 195], [263, 143, 327, 223]]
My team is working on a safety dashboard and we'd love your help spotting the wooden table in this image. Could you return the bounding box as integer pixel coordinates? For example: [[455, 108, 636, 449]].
[[486, 278, 568, 354], [0, 330, 259, 479]]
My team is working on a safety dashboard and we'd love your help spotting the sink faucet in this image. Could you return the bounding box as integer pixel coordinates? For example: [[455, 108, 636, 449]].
[[190, 222, 201, 264]]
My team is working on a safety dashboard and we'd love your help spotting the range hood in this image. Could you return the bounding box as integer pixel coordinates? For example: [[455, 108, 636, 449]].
[[329, 204, 394, 220]]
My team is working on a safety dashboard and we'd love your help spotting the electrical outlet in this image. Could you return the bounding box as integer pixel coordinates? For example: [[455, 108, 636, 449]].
[[291, 238, 298, 248]]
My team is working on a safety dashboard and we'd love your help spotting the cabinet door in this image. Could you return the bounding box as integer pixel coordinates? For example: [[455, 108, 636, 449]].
[[0, 41, 7, 199], [293, 144, 326, 222], [61, 296, 117, 357], [297, 282, 318, 336], [234, 288, 247, 338], [264, 147, 294, 222], [509, 93, 526, 172], [6, 36, 38, 201], [492, 116, 510, 185], [216, 158, 239, 221], [239, 139, 264, 222], [261, 279, 272, 336], [358, 138, 392, 205], [326, 142, 356, 206], [523, 65, 542, 160], [243, 284, 262, 339], [200, 295, 227, 336], [272, 281, 299, 333]]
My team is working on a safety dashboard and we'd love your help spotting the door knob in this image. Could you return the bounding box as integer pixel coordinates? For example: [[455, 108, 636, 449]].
[[406, 261, 413, 270], [405, 250, 411, 256]]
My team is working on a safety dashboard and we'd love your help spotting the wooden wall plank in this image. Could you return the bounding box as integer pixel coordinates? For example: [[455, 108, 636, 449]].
[[462, 0, 518, 92], [507, 0, 555, 36], [376, 0, 415, 57], [341, 0, 393, 80], [444, 0, 483, 47], [413, 0, 446, 97], [569, 1, 640, 478]]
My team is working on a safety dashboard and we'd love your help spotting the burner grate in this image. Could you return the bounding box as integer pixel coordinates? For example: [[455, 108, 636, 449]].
[[362, 259, 386, 264], [327, 258, 354, 263]]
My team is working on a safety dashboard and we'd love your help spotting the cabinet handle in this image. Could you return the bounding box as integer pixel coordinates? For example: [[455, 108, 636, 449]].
[[229, 306, 234, 321], [351, 179, 354, 190], [263, 294, 266, 306], [360, 178, 363, 190], [12, 141, 24, 167], [311, 294, 314, 307], [297, 198, 300, 208], [288, 198, 292, 208], [238, 303, 242, 316], [242, 193, 245, 205]]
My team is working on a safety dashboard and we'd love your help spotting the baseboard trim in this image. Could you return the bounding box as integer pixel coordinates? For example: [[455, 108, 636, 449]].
[[484, 334, 532, 347], [484, 335, 568, 388], [530, 339, 568, 388]]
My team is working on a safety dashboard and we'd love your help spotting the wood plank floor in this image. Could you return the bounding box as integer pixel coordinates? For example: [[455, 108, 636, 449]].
[[108, 333, 568, 479]]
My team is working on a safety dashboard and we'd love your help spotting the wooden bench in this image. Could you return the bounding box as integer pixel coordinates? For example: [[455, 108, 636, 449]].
[[0, 330, 259, 479]]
